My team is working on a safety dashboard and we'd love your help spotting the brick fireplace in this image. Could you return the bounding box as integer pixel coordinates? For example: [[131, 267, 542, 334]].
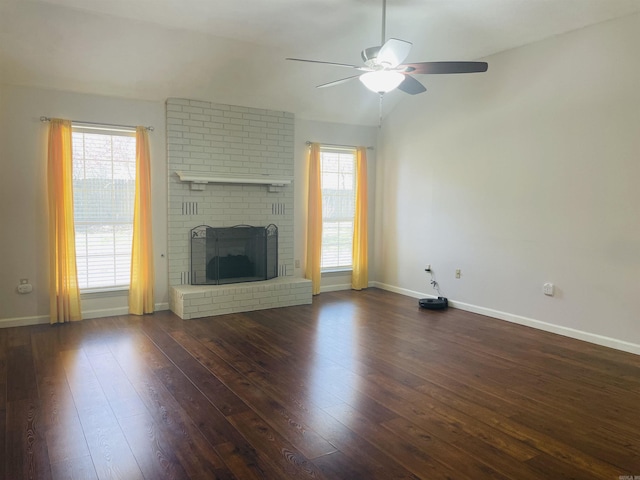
[[166, 98, 311, 319]]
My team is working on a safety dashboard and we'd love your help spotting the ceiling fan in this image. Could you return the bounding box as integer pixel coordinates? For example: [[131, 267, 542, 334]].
[[286, 0, 488, 95]]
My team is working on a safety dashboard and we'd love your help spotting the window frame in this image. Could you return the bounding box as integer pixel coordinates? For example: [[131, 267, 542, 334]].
[[319, 146, 357, 273], [71, 124, 137, 293]]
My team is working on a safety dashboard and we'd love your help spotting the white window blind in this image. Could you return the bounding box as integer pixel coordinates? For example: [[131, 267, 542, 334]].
[[320, 147, 356, 270], [72, 126, 136, 290]]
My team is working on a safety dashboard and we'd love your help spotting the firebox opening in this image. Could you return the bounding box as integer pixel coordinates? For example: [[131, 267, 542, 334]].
[[191, 224, 278, 285]]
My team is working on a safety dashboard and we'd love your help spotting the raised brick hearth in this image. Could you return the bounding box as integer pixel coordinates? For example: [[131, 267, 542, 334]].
[[170, 277, 312, 319]]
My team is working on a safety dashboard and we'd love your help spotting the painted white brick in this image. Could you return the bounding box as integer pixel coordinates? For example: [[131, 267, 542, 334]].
[[167, 98, 297, 316], [203, 109, 226, 118], [189, 100, 213, 108], [169, 98, 191, 106], [190, 114, 211, 122], [184, 132, 204, 140]]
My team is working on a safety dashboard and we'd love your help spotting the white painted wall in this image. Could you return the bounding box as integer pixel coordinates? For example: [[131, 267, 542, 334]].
[[376, 14, 640, 351], [0, 85, 378, 324], [2, 13, 638, 355], [0, 85, 168, 324], [294, 119, 378, 291]]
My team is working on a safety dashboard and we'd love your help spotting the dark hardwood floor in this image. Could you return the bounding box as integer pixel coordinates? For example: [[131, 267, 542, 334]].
[[2, 288, 639, 479]]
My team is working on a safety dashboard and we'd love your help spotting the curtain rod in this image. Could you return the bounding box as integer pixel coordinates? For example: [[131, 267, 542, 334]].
[[40, 116, 154, 132], [306, 141, 374, 150]]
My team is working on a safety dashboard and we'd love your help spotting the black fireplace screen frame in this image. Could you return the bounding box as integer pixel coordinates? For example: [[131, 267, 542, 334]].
[[190, 224, 278, 285]]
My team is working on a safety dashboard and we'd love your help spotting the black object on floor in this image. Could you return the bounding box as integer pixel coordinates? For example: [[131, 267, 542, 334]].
[[419, 297, 448, 310]]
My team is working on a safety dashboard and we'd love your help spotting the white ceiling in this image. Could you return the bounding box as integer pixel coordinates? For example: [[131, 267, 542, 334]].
[[1, 0, 639, 125]]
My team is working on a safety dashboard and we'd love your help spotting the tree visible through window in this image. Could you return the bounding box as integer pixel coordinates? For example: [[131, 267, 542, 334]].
[[72, 127, 136, 290], [320, 147, 356, 270]]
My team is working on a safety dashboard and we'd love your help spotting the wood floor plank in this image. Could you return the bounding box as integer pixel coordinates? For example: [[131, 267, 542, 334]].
[[380, 416, 513, 480], [0, 408, 6, 480], [226, 409, 328, 480], [357, 369, 541, 462], [297, 407, 420, 480], [165, 328, 338, 460], [140, 319, 251, 417], [5, 335, 52, 480], [0, 329, 7, 480], [323, 401, 466, 480], [31, 333, 92, 470], [184, 317, 345, 410], [213, 440, 288, 480], [50, 455, 98, 480], [118, 412, 190, 480], [118, 322, 280, 479], [86, 351, 149, 421], [60, 348, 144, 480], [312, 450, 376, 480], [524, 451, 617, 480], [108, 339, 236, 479], [510, 411, 640, 472], [5, 399, 53, 480], [1, 289, 639, 479]]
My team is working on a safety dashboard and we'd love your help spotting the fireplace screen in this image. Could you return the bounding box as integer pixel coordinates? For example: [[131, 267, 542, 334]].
[[190, 224, 278, 285]]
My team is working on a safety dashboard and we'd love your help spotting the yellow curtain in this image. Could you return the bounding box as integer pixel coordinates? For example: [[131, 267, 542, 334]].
[[305, 143, 323, 295], [47, 119, 82, 323], [129, 127, 155, 315], [351, 147, 368, 290]]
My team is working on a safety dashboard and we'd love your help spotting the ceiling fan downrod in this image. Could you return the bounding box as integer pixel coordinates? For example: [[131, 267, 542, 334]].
[[381, 0, 387, 45]]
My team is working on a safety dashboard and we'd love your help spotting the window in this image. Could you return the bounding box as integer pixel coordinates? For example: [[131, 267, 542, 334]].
[[320, 147, 356, 271], [72, 126, 136, 290]]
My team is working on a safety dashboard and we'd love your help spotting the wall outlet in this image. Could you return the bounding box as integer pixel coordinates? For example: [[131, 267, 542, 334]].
[[295, 259, 300, 268], [455, 269, 461, 279], [543, 282, 554, 296], [17, 283, 33, 294]]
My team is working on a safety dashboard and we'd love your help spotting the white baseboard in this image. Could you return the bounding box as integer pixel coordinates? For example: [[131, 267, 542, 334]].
[[0, 302, 171, 328], [369, 281, 640, 356], [0, 315, 50, 328], [368, 281, 428, 300], [320, 283, 352, 293], [3, 283, 638, 356], [82, 306, 129, 320], [83, 302, 170, 320]]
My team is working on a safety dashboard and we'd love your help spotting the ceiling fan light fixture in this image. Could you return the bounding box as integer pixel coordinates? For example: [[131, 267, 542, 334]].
[[359, 70, 404, 93]]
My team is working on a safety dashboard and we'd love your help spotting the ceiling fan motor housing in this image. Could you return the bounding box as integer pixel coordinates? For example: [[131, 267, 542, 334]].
[[361, 46, 381, 65]]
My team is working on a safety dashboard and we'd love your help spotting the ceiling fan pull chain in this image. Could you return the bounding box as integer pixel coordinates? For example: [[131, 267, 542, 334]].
[[379, 93, 384, 128]]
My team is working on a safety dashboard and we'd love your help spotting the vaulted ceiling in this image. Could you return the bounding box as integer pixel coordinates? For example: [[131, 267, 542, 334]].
[[1, 0, 639, 125]]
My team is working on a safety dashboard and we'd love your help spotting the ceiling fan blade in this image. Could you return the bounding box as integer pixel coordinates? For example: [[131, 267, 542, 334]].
[[397, 75, 426, 95], [376, 38, 412, 68], [402, 61, 488, 75], [317, 75, 361, 89], [286, 58, 366, 70]]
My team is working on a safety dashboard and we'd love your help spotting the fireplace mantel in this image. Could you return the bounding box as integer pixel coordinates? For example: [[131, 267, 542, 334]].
[[176, 171, 292, 192]]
